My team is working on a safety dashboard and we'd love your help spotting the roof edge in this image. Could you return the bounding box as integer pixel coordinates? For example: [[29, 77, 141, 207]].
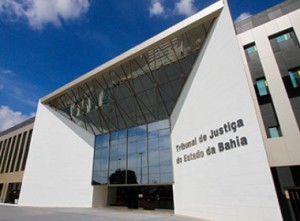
[[0, 117, 35, 137], [41, 0, 224, 103]]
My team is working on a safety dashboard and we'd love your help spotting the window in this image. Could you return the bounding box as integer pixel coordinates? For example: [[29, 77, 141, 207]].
[[245, 45, 257, 55], [256, 78, 269, 96], [276, 33, 291, 43], [268, 126, 282, 138], [288, 67, 300, 88], [93, 119, 173, 185]]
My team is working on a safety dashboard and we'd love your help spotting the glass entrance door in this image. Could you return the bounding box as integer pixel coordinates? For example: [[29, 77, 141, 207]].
[[108, 185, 174, 210]]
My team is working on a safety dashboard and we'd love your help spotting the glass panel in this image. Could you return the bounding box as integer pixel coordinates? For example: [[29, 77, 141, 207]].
[[269, 126, 281, 138], [289, 69, 300, 88], [127, 137, 147, 184], [256, 79, 269, 96], [109, 137, 127, 184], [246, 45, 257, 54], [276, 33, 291, 43], [93, 119, 173, 185], [148, 123, 173, 184], [94, 134, 109, 184], [95, 134, 109, 149]]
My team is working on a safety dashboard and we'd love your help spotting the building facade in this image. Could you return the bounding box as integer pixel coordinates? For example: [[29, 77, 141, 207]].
[[1, 0, 300, 220], [0, 117, 34, 204], [235, 1, 300, 220]]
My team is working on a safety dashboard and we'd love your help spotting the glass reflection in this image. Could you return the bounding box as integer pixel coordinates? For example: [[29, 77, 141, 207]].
[[93, 119, 173, 185], [109, 129, 127, 184], [93, 134, 109, 184], [128, 125, 147, 184]]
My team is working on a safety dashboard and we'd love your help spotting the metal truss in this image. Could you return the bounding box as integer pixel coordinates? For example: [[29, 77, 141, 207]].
[[47, 19, 215, 135]]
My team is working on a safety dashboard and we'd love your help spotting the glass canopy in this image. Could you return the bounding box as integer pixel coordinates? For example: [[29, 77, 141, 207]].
[[45, 18, 216, 135]]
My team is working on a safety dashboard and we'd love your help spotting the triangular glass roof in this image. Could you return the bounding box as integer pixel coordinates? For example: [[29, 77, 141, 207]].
[[45, 6, 221, 135]]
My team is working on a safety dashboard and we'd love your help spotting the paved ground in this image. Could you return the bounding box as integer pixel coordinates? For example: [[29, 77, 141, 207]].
[[0, 204, 204, 221]]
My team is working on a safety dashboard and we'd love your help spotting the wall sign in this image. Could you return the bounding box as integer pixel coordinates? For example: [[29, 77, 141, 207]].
[[175, 119, 248, 164]]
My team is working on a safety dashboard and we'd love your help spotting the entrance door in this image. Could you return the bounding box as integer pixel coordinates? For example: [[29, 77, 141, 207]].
[[108, 185, 174, 210]]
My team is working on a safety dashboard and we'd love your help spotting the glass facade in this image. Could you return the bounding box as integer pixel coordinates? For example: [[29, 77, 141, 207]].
[[93, 119, 173, 185]]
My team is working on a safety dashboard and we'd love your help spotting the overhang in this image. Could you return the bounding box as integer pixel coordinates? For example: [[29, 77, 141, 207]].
[[41, 1, 223, 103], [41, 1, 224, 135]]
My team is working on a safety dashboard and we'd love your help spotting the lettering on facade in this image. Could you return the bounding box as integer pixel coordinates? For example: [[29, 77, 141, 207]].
[[175, 119, 249, 165]]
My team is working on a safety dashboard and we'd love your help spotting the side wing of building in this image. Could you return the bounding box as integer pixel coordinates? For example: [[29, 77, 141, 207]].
[[236, 0, 300, 219], [0, 117, 34, 204]]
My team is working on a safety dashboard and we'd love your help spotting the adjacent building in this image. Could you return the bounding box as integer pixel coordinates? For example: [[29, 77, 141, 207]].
[[1, 0, 300, 220], [0, 117, 34, 203], [235, 0, 300, 219]]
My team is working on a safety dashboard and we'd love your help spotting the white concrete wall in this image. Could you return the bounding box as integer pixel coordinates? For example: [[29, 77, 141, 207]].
[[19, 103, 95, 207], [171, 5, 282, 221], [237, 9, 300, 167]]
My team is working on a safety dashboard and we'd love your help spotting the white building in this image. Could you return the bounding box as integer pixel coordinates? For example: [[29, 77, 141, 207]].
[[1, 0, 299, 220]]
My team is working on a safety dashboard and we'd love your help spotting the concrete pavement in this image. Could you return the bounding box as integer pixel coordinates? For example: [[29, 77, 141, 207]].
[[0, 204, 205, 221]]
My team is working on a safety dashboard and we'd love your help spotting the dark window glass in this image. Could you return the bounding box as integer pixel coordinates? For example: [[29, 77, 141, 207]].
[[5, 182, 22, 204], [0, 139, 8, 173], [21, 130, 32, 171], [0, 141, 3, 155], [127, 125, 147, 184], [108, 129, 127, 184], [288, 67, 300, 88], [245, 45, 257, 55], [268, 126, 282, 138], [10, 134, 22, 172], [0, 140, 4, 169], [5, 136, 16, 173], [93, 119, 173, 185], [15, 132, 27, 171], [256, 78, 269, 96], [93, 134, 110, 184], [1, 138, 11, 174], [276, 33, 291, 43], [269, 29, 300, 129], [244, 43, 282, 139]]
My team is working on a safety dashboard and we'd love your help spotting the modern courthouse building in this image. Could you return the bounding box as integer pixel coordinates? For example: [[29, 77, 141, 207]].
[[1, 0, 300, 220]]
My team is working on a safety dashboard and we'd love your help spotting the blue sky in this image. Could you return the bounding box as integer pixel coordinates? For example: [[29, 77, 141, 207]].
[[0, 0, 283, 131]]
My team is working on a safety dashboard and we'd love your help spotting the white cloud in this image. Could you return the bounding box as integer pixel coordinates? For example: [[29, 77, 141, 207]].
[[149, 0, 165, 16], [235, 12, 252, 23], [0, 0, 90, 30], [150, 0, 197, 18], [175, 0, 196, 17], [0, 106, 34, 132]]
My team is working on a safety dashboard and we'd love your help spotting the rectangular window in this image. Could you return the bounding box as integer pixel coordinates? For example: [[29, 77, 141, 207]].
[[269, 126, 282, 138], [245, 45, 257, 55], [288, 67, 300, 88], [93, 119, 173, 185], [256, 78, 269, 96], [276, 33, 291, 43], [21, 129, 32, 171]]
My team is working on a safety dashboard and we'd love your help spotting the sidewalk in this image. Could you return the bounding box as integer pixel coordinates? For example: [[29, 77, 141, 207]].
[[0, 204, 205, 221]]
